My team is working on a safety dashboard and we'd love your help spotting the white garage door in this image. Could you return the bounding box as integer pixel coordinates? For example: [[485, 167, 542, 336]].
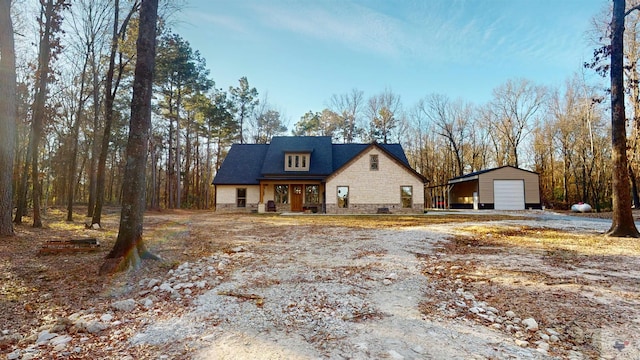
[[493, 180, 524, 210]]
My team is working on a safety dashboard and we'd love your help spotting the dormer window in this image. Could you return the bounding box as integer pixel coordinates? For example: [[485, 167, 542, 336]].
[[285, 152, 310, 171]]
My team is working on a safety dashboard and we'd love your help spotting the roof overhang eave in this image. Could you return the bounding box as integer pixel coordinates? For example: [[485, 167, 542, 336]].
[[448, 175, 479, 184]]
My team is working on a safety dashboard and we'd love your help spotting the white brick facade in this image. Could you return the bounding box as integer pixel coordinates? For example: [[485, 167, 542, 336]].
[[325, 147, 424, 214], [215, 185, 261, 212]]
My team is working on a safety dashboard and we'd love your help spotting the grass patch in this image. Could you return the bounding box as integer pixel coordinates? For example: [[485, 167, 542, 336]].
[[457, 225, 640, 256], [421, 224, 640, 359], [253, 214, 526, 229]]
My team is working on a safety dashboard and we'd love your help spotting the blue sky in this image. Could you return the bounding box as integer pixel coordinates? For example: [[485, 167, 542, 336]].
[[175, 0, 608, 126]]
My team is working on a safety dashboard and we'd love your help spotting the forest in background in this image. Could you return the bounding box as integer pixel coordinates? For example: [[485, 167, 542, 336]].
[[4, 0, 640, 226]]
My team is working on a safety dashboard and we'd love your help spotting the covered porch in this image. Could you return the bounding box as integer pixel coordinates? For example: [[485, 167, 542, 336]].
[[257, 181, 325, 213], [448, 178, 479, 210], [426, 184, 453, 210]]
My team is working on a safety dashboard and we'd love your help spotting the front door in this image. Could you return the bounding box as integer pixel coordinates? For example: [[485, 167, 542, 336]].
[[291, 184, 303, 212]]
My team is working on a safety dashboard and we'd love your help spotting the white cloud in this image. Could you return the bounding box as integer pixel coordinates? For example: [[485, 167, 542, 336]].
[[202, 0, 596, 71], [249, 1, 409, 58], [183, 10, 249, 35]]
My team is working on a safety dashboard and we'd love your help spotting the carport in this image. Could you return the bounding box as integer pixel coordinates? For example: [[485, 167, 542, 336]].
[[448, 166, 541, 210]]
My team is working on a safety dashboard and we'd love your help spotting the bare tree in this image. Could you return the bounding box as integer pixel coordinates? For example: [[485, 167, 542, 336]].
[[366, 88, 402, 144], [487, 79, 546, 168], [608, 0, 640, 236], [65, 0, 109, 221], [101, 0, 160, 274], [0, 0, 16, 236], [29, 0, 70, 228], [419, 94, 471, 176], [92, 0, 139, 227], [329, 89, 363, 143]]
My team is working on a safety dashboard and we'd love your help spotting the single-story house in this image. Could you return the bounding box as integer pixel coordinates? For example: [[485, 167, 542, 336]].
[[447, 166, 541, 210], [212, 136, 427, 214]]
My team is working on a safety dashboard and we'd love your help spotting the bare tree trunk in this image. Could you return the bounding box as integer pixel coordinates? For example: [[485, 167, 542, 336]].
[[92, 0, 119, 227], [66, 48, 90, 222], [205, 122, 212, 208], [183, 113, 191, 207], [31, 0, 58, 228], [608, 0, 640, 237], [0, 0, 16, 236], [148, 136, 158, 209], [101, 0, 160, 275], [13, 129, 32, 224], [176, 91, 182, 208], [92, 0, 138, 226], [87, 47, 101, 217], [167, 119, 174, 208]]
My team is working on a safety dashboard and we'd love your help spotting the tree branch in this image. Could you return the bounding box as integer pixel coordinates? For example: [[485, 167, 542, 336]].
[[625, 4, 640, 17]]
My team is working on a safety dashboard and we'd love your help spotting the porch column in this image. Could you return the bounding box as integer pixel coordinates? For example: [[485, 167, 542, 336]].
[[258, 183, 266, 213]]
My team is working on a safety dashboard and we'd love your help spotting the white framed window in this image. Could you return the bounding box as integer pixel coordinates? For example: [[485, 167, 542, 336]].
[[401, 186, 412, 208], [285, 153, 310, 171], [236, 188, 247, 207], [337, 186, 349, 208]]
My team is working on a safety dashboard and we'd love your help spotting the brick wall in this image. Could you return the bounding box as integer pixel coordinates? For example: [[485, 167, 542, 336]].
[[326, 147, 424, 213]]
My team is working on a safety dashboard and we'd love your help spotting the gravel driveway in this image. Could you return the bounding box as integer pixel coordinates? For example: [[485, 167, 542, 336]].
[[129, 211, 615, 359]]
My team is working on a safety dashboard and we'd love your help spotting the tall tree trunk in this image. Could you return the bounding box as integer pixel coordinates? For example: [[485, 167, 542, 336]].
[[87, 48, 101, 217], [205, 122, 212, 208], [149, 137, 158, 209], [92, 0, 119, 227], [184, 114, 191, 207], [66, 49, 90, 222], [13, 130, 32, 224], [0, 0, 16, 236], [175, 91, 182, 209], [101, 0, 160, 274], [31, 0, 57, 228], [630, 165, 640, 208], [608, 0, 640, 237], [92, 0, 138, 226], [167, 118, 174, 208]]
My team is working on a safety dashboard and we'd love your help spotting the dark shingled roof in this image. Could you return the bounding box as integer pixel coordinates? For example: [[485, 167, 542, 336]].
[[331, 143, 408, 170], [448, 165, 539, 183], [212, 144, 269, 185], [261, 136, 333, 176], [213, 137, 420, 185]]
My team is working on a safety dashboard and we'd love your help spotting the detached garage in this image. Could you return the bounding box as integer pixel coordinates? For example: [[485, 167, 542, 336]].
[[448, 166, 541, 210]]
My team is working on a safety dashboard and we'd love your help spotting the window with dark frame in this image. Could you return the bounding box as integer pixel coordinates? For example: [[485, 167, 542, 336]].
[[275, 185, 289, 204], [237, 188, 247, 207], [337, 186, 349, 208], [305, 184, 319, 204], [370, 154, 379, 171], [400, 186, 412, 208]]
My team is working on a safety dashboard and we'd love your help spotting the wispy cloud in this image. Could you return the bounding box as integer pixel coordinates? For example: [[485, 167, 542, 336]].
[[186, 11, 249, 35], [248, 1, 409, 58], [200, 0, 596, 71]]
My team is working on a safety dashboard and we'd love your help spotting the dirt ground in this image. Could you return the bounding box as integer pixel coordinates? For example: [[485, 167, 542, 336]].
[[1, 208, 639, 359]]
